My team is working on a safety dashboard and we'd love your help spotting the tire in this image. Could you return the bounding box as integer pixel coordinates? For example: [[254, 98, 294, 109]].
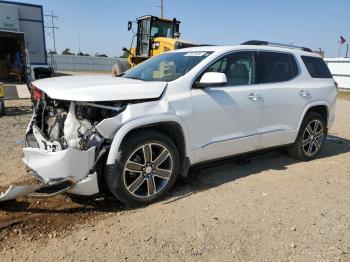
[[0, 101, 5, 116], [104, 130, 180, 206], [288, 112, 326, 161]]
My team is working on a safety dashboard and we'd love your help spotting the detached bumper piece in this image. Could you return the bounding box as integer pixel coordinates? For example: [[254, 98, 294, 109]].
[[0, 147, 99, 202], [0, 184, 44, 202]]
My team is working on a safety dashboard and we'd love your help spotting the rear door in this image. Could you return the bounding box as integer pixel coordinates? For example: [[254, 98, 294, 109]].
[[256, 51, 309, 148]]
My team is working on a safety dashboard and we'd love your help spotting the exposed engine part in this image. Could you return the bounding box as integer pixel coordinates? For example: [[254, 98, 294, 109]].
[[28, 98, 126, 152], [80, 129, 105, 151], [47, 108, 67, 141], [76, 102, 125, 112], [33, 124, 63, 152], [64, 102, 92, 149]]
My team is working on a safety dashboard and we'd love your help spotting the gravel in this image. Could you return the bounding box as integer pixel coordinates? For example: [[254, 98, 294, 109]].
[[0, 98, 349, 261]]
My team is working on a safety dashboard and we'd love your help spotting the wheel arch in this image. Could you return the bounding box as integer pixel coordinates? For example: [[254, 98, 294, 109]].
[[297, 102, 329, 132], [106, 116, 192, 176]]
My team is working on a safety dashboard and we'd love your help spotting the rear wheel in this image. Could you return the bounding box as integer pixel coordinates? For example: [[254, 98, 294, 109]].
[[104, 130, 179, 206], [288, 112, 326, 160]]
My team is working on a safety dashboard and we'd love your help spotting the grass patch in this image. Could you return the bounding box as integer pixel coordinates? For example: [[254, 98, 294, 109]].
[[338, 91, 350, 100]]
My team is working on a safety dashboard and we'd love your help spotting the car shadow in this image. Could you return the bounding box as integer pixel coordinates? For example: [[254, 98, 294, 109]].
[[165, 135, 350, 204], [0, 135, 349, 216]]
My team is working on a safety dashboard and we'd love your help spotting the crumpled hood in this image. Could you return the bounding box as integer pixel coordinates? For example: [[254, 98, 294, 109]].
[[32, 75, 167, 101]]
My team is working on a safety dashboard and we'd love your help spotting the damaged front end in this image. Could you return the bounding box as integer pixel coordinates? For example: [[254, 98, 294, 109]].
[[0, 91, 126, 201]]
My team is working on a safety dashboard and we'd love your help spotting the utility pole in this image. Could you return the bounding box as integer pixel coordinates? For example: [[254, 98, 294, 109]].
[[44, 11, 59, 52], [77, 33, 81, 53], [346, 44, 349, 58], [160, 0, 164, 18]]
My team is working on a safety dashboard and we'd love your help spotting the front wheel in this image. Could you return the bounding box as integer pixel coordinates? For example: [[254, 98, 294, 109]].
[[288, 112, 326, 160], [104, 130, 179, 206]]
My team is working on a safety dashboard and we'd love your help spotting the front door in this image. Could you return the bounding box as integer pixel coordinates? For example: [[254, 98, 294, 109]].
[[189, 51, 263, 163]]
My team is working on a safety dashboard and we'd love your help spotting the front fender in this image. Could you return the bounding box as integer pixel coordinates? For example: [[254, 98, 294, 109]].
[[106, 115, 192, 165]]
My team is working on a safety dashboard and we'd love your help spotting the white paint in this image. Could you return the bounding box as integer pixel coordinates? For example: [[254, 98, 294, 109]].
[[22, 147, 95, 182], [199, 72, 227, 85], [32, 75, 167, 101], [67, 172, 99, 196]]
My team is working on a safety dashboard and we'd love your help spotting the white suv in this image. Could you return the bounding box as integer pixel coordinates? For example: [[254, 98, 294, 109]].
[[3, 42, 337, 205]]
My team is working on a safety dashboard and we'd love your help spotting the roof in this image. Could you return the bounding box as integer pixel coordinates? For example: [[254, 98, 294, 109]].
[[172, 44, 321, 57], [136, 15, 178, 23], [0, 0, 42, 8]]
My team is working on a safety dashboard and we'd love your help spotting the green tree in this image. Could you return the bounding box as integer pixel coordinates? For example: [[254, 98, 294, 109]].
[[62, 48, 75, 55], [95, 52, 108, 57], [77, 52, 90, 56], [119, 50, 129, 58]]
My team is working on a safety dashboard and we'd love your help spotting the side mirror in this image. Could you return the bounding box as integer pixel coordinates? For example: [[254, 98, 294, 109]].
[[197, 72, 227, 88], [127, 21, 132, 31]]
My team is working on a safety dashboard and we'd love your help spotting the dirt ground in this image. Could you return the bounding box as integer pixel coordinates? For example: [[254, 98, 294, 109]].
[[0, 98, 349, 262]]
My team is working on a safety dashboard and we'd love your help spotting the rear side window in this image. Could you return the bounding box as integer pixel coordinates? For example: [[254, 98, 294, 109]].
[[258, 52, 299, 83], [301, 56, 332, 78]]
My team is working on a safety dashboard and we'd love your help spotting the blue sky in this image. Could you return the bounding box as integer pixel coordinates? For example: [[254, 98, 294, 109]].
[[5, 0, 350, 57]]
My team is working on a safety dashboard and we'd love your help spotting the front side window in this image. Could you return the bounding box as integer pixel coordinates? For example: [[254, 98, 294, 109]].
[[202, 51, 256, 86], [301, 56, 332, 78], [123, 51, 213, 82], [258, 52, 299, 83]]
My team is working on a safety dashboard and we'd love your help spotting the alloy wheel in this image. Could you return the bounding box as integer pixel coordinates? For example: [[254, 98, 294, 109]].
[[302, 119, 324, 157], [123, 143, 173, 198]]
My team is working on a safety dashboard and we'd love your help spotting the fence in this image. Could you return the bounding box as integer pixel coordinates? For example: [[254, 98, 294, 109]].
[[47, 55, 126, 72], [47, 55, 350, 89], [324, 58, 350, 90]]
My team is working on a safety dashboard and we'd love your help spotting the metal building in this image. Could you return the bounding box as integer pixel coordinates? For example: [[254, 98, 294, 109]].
[[0, 0, 47, 82]]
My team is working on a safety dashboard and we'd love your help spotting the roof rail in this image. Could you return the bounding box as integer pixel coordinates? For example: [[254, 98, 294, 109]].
[[241, 40, 312, 52]]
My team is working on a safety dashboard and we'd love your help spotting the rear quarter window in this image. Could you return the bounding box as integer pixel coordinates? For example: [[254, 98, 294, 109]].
[[301, 56, 332, 78]]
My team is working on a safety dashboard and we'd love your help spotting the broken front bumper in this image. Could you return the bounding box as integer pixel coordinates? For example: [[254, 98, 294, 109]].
[[0, 147, 99, 202]]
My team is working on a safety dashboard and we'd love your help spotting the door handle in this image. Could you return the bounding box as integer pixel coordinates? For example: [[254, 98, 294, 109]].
[[247, 93, 262, 101], [298, 90, 311, 97]]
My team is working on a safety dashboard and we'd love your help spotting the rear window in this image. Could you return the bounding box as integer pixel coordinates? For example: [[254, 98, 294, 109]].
[[258, 52, 299, 83], [301, 56, 332, 78]]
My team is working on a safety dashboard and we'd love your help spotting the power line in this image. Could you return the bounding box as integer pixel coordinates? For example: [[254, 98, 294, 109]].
[[44, 11, 59, 52]]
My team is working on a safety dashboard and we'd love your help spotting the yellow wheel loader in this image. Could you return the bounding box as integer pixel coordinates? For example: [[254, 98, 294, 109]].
[[112, 15, 198, 76]]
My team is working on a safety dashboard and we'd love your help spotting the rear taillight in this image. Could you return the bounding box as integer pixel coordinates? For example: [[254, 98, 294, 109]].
[[31, 84, 42, 101], [334, 81, 339, 92]]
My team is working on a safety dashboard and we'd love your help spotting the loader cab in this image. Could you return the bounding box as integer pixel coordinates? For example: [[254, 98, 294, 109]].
[[134, 15, 180, 57]]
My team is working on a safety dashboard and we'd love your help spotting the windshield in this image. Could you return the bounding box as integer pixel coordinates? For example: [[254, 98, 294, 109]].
[[123, 51, 213, 82]]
